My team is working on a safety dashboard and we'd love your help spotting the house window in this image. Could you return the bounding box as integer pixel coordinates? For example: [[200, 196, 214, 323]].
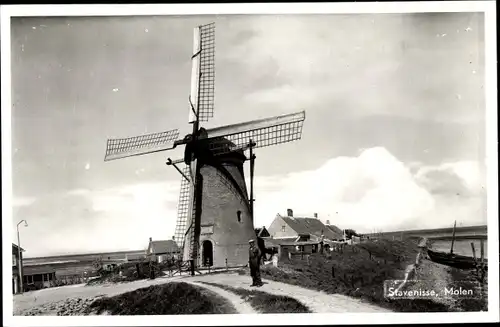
[[25, 275, 34, 284], [237, 210, 242, 223], [12, 255, 17, 267], [281, 225, 286, 232]]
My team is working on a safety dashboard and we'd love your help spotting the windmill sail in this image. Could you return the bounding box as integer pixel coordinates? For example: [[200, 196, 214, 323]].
[[173, 165, 191, 248], [188, 23, 215, 123], [204, 111, 305, 155], [183, 158, 201, 262], [104, 129, 179, 161]]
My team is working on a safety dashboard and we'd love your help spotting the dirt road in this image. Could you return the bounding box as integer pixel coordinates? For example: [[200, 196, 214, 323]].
[[187, 273, 391, 313], [14, 272, 390, 315]]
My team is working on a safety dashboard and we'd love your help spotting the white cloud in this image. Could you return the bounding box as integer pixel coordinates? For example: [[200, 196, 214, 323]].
[[14, 182, 181, 256], [415, 160, 485, 194], [12, 196, 37, 207], [252, 147, 486, 232], [15, 149, 486, 256]]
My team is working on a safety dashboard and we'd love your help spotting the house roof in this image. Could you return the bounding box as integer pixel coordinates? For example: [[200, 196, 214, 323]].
[[12, 243, 25, 252], [325, 225, 344, 239], [23, 265, 57, 275], [280, 241, 320, 246], [149, 240, 179, 254], [280, 215, 340, 240], [263, 237, 295, 247]]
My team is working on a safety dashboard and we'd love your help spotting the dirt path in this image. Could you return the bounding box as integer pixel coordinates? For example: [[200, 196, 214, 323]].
[[14, 271, 391, 315], [179, 281, 256, 314], [187, 273, 391, 313]]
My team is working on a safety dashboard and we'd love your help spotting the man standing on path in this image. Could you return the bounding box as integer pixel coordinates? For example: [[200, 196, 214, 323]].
[[248, 239, 263, 287]]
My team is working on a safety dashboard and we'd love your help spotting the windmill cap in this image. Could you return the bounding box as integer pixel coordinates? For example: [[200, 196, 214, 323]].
[[248, 239, 255, 243]]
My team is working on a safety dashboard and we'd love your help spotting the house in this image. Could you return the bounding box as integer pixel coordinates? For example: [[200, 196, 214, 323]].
[[22, 265, 57, 291], [147, 237, 180, 263], [267, 209, 342, 242], [12, 243, 25, 294], [324, 221, 344, 240]]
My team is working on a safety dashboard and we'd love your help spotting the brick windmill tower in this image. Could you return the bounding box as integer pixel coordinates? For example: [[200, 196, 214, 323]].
[[104, 23, 306, 274]]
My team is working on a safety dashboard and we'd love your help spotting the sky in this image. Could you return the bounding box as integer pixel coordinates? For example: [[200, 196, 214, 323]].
[[9, 13, 487, 257]]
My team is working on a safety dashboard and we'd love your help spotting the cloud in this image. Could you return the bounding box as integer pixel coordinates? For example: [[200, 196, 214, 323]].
[[414, 161, 485, 196], [12, 196, 37, 207], [252, 147, 486, 232], [12, 181, 180, 256], [221, 14, 484, 124], [12, 146, 486, 256]]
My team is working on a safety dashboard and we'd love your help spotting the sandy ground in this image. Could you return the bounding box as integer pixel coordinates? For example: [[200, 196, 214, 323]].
[[187, 273, 391, 313], [14, 270, 390, 315], [180, 280, 257, 314]]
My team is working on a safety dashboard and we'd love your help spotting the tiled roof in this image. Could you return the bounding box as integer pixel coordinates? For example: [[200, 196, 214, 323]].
[[280, 215, 340, 240], [325, 225, 344, 239], [150, 240, 179, 254], [23, 265, 57, 275]]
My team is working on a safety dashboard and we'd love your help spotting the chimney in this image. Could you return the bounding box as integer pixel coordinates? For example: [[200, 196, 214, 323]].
[[314, 213, 318, 218], [149, 237, 152, 243], [287, 208, 293, 217], [326, 220, 330, 225], [172, 236, 175, 241]]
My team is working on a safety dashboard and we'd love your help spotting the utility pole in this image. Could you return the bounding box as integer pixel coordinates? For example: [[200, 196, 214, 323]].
[[16, 220, 28, 293]]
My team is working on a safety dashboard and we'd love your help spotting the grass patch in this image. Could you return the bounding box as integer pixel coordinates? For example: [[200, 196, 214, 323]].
[[84, 282, 237, 315], [200, 282, 311, 313], [448, 266, 488, 312], [245, 239, 453, 312]]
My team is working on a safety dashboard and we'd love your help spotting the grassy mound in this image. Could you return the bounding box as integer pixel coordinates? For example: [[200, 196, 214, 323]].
[[85, 282, 237, 315], [449, 266, 488, 312], [245, 239, 453, 312], [201, 282, 311, 313]]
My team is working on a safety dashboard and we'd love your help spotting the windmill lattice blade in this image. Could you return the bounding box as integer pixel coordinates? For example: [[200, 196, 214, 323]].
[[198, 23, 215, 122], [205, 111, 305, 155], [173, 165, 191, 248], [104, 129, 179, 161]]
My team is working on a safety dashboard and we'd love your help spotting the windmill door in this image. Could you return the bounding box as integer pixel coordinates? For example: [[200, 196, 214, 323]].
[[202, 240, 213, 267]]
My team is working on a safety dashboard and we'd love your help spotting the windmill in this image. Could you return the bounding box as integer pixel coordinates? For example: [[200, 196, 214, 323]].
[[104, 22, 305, 275]]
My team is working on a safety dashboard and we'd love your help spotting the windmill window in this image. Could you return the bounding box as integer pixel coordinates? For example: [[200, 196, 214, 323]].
[[237, 210, 242, 223], [281, 225, 286, 232]]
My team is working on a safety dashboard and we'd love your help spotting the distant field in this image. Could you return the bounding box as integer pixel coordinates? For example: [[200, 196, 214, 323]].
[[24, 249, 146, 264], [22, 249, 147, 278]]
